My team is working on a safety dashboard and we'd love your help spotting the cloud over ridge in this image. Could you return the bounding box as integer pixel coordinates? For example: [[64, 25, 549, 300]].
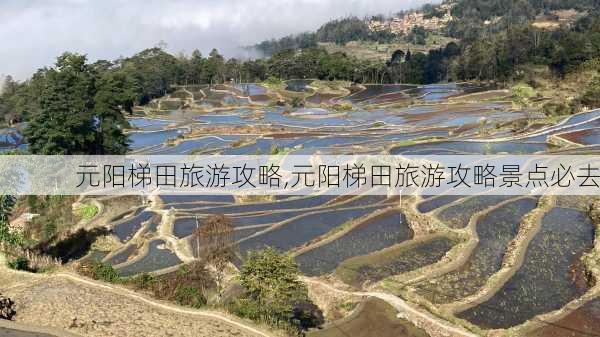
[[1, 0, 436, 79]]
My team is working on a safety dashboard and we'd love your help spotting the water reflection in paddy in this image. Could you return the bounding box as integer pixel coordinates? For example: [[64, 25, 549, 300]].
[[127, 118, 172, 131], [391, 140, 549, 155], [147, 135, 240, 155], [233, 83, 267, 96], [181, 195, 337, 215], [128, 128, 187, 149], [417, 195, 465, 213], [348, 84, 415, 103], [436, 195, 516, 229]]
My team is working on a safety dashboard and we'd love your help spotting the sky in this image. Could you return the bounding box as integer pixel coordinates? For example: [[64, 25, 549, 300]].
[[1, 0, 437, 80]]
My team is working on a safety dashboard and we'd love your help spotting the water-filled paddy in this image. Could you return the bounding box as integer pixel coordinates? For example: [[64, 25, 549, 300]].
[[105, 244, 137, 266], [127, 118, 172, 131], [238, 206, 380, 254], [415, 198, 538, 303], [160, 195, 235, 204], [337, 235, 458, 288], [295, 210, 413, 276], [233, 83, 267, 96], [128, 128, 187, 149], [173, 210, 306, 238], [348, 84, 414, 103], [181, 195, 337, 215], [112, 210, 155, 242], [528, 297, 600, 337], [117, 240, 182, 276], [458, 207, 595, 329], [417, 195, 465, 213], [557, 127, 600, 145], [436, 195, 517, 229], [147, 135, 240, 155], [391, 140, 549, 155], [0, 127, 23, 146]]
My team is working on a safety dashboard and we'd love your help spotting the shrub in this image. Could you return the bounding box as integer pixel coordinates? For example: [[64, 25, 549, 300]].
[[74, 203, 99, 220], [174, 285, 207, 308], [291, 97, 304, 108], [80, 261, 121, 283], [149, 262, 215, 308], [331, 102, 353, 111], [263, 76, 283, 87], [542, 102, 573, 117], [0, 294, 16, 320], [235, 248, 324, 333], [8, 256, 30, 271], [511, 83, 536, 107], [43, 222, 57, 240], [130, 273, 156, 290], [579, 76, 600, 109]]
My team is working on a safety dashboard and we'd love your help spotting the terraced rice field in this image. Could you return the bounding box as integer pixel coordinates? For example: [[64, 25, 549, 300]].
[[336, 235, 458, 288], [528, 296, 600, 337], [295, 210, 413, 276], [436, 195, 517, 229], [238, 206, 381, 254], [117, 240, 182, 276], [45, 82, 600, 336], [457, 207, 595, 329], [112, 210, 156, 242], [415, 198, 538, 303], [308, 298, 429, 337]]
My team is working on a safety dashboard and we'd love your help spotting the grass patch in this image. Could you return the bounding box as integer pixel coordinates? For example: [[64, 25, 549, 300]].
[[74, 203, 99, 220]]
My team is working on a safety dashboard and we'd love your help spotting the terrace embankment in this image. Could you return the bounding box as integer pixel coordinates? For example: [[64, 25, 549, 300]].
[[457, 204, 595, 330], [335, 234, 460, 289], [307, 298, 430, 337], [294, 209, 413, 276], [446, 196, 555, 314], [506, 198, 600, 337], [413, 198, 539, 304]]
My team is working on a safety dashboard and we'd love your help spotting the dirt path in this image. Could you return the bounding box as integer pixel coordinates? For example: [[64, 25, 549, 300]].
[[0, 257, 272, 337], [303, 278, 479, 337], [51, 272, 272, 337]]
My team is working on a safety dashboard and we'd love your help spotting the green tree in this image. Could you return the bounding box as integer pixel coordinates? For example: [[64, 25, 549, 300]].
[[579, 76, 600, 108], [204, 49, 225, 85], [235, 247, 323, 332], [25, 53, 97, 154], [24, 53, 130, 154], [92, 73, 132, 154], [0, 195, 20, 246]]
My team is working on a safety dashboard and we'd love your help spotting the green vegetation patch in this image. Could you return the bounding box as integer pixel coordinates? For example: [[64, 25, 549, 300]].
[[74, 203, 99, 220]]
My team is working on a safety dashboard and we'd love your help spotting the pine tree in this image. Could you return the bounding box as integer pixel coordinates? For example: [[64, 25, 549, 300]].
[[24, 53, 130, 154]]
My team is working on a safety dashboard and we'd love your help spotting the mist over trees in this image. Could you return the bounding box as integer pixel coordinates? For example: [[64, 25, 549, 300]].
[[2, 0, 600, 154]]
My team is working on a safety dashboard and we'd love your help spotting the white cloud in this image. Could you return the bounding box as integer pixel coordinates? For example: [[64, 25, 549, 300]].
[[0, 0, 438, 80]]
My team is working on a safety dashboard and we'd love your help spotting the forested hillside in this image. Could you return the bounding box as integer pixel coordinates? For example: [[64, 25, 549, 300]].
[[2, 0, 600, 152]]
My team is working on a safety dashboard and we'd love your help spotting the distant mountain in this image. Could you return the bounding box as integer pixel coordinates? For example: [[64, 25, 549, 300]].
[[253, 0, 600, 56]]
